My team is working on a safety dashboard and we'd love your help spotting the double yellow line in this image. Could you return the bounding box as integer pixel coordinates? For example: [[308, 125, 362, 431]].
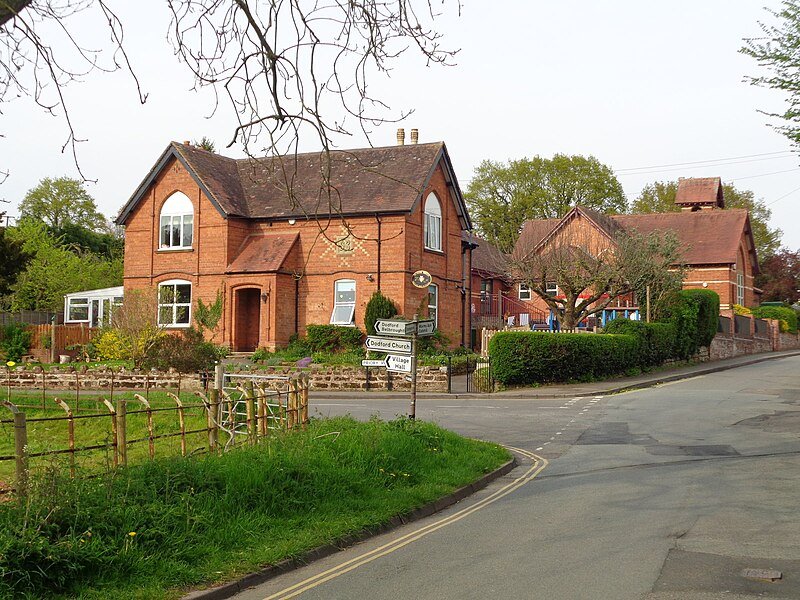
[[263, 447, 548, 599]]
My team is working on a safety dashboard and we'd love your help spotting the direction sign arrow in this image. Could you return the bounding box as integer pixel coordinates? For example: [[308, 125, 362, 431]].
[[415, 319, 436, 336], [375, 319, 416, 336], [365, 336, 413, 354], [361, 359, 387, 368], [385, 354, 413, 373]]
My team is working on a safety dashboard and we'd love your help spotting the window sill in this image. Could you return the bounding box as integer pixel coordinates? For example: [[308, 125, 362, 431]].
[[160, 323, 192, 329], [423, 247, 445, 256], [157, 247, 194, 253]]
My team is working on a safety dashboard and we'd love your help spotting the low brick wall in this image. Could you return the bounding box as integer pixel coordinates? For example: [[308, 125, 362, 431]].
[[709, 314, 796, 361]]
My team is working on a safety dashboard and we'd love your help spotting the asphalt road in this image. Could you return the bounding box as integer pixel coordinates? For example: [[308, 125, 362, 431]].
[[229, 355, 800, 600]]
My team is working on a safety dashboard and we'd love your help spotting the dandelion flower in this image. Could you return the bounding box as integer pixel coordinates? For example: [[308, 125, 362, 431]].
[[128, 531, 136, 537], [5, 361, 14, 368]]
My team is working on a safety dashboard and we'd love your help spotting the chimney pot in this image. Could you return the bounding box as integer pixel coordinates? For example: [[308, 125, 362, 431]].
[[183, 140, 191, 146], [410, 129, 419, 144], [396, 128, 405, 145]]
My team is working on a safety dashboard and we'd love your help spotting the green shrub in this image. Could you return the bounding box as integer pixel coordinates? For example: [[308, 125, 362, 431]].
[[0, 323, 32, 362], [142, 328, 224, 372], [751, 305, 798, 333], [602, 318, 676, 367], [364, 290, 399, 336], [681, 289, 720, 347], [489, 331, 638, 385], [305, 324, 363, 353], [656, 290, 701, 360], [93, 329, 132, 361]]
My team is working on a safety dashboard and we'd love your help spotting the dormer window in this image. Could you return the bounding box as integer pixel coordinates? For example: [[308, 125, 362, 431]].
[[159, 192, 194, 250], [424, 192, 442, 251]]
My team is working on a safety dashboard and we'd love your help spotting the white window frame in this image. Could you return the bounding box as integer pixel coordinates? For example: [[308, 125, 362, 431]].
[[159, 192, 194, 250], [519, 283, 532, 301], [330, 279, 356, 326], [546, 281, 558, 297], [423, 193, 442, 252], [158, 280, 192, 327], [736, 272, 744, 305], [428, 283, 438, 327], [66, 297, 90, 323]]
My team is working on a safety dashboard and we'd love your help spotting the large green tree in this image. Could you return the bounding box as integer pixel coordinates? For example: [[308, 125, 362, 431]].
[[19, 177, 106, 231], [630, 181, 783, 261], [741, 1, 800, 147], [5, 221, 122, 311], [465, 155, 627, 253], [0, 225, 30, 308]]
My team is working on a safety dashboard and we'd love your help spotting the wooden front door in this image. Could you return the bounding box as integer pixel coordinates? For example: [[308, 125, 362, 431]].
[[234, 288, 261, 352]]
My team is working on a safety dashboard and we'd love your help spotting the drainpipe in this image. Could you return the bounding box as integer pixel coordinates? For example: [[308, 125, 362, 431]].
[[375, 213, 382, 291], [294, 276, 300, 336]]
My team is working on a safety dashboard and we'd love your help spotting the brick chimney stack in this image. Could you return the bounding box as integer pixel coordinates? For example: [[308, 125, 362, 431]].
[[396, 128, 405, 145]]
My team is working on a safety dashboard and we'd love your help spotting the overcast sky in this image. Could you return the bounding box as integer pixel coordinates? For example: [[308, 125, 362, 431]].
[[2, 1, 799, 251]]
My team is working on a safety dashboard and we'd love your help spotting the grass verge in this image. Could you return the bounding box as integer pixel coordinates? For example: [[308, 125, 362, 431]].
[[0, 416, 509, 599]]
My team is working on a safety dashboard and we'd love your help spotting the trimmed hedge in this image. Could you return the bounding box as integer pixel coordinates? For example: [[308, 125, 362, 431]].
[[489, 332, 639, 385], [682, 289, 720, 347], [751, 305, 798, 333], [364, 291, 399, 336], [602, 319, 676, 367]]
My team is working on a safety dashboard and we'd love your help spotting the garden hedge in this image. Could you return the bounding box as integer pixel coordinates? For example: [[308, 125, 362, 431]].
[[602, 319, 676, 367], [305, 324, 364, 352], [489, 331, 639, 385], [751, 305, 798, 333]]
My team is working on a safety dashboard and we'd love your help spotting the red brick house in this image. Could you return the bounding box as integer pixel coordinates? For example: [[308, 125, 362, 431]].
[[512, 177, 761, 325], [115, 136, 473, 351]]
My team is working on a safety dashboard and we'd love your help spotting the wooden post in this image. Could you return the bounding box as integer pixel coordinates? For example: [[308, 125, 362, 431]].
[[50, 317, 56, 364], [288, 379, 298, 429], [134, 394, 155, 459], [410, 329, 418, 421], [646, 285, 651, 323], [55, 398, 75, 478], [242, 382, 256, 444], [168, 393, 186, 457], [2, 401, 28, 499], [196, 391, 218, 453], [301, 374, 309, 428], [102, 399, 118, 469], [117, 398, 127, 467], [256, 384, 267, 437]]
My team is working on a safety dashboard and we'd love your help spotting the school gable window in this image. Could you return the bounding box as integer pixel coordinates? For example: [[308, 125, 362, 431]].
[[424, 193, 442, 251], [159, 191, 194, 249]]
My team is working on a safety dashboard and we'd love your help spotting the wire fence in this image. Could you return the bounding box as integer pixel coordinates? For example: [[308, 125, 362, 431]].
[[0, 373, 310, 498]]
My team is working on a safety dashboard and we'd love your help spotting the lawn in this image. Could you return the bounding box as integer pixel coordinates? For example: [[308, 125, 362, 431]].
[[0, 416, 510, 599]]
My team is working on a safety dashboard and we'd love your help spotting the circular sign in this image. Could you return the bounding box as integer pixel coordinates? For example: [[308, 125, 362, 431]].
[[411, 269, 432, 288]]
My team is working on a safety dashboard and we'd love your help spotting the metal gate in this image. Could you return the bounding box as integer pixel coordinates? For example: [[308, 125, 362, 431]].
[[465, 355, 494, 393]]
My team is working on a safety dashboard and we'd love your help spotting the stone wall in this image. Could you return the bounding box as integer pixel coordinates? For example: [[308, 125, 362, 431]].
[[708, 315, 795, 361], [3, 364, 450, 393]]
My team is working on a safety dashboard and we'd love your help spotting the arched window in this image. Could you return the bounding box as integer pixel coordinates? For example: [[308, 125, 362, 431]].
[[424, 193, 442, 251], [159, 192, 194, 249], [158, 280, 192, 327]]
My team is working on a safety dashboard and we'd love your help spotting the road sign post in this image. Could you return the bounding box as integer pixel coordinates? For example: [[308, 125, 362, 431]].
[[410, 328, 417, 420]]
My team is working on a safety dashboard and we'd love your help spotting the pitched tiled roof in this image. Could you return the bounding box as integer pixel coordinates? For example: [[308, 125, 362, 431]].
[[226, 232, 299, 273], [675, 177, 724, 208], [611, 209, 750, 266], [117, 141, 470, 229], [470, 235, 508, 277], [514, 208, 756, 270]]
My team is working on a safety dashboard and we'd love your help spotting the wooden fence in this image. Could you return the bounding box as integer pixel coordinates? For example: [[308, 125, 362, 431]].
[[0, 374, 311, 498], [0, 323, 96, 362]]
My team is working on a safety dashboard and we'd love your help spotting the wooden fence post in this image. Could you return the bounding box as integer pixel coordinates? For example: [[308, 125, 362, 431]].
[[167, 393, 186, 457], [196, 391, 218, 453], [288, 379, 298, 429], [242, 382, 256, 445], [2, 401, 28, 499], [134, 394, 155, 459], [102, 399, 118, 469], [256, 384, 267, 437], [54, 398, 75, 478], [117, 398, 127, 467], [301, 374, 309, 429]]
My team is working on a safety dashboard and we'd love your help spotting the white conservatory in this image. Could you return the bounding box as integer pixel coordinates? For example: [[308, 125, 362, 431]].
[[64, 286, 124, 327]]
